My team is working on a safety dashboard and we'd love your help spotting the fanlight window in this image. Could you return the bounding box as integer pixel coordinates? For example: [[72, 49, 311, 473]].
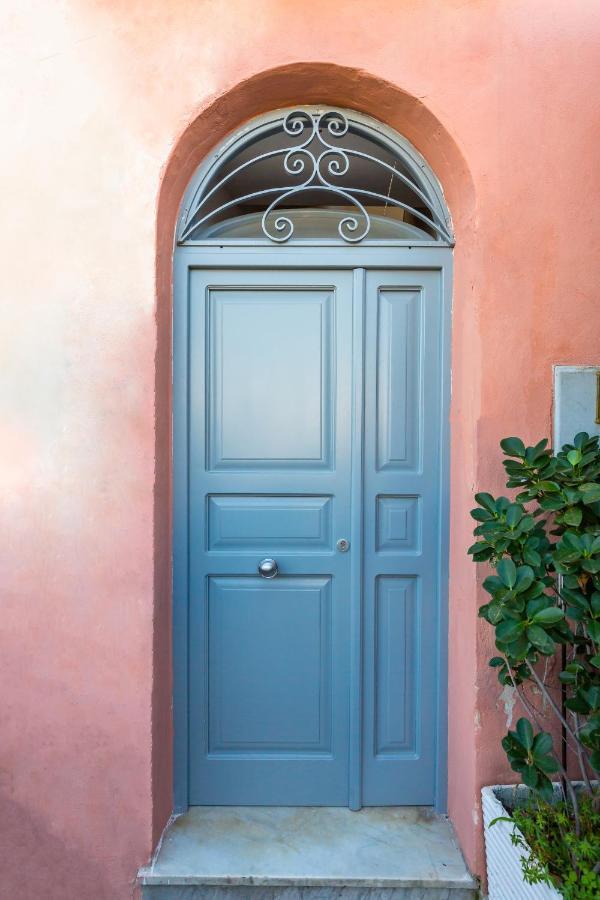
[[178, 107, 453, 244]]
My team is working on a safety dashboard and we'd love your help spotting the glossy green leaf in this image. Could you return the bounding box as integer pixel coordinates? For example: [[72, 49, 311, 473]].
[[531, 731, 553, 756], [496, 618, 524, 643], [538, 480, 560, 492], [573, 432, 589, 449], [583, 686, 600, 710], [526, 624, 555, 654], [500, 437, 526, 458], [523, 548, 541, 568], [506, 504, 523, 528], [562, 506, 583, 527], [482, 575, 503, 595], [516, 717, 534, 750], [497, 557, 517, 589], [531, 607, 564, 625], [562, 532, 584, 551], [474, 492, 497, 514], [579, 483, 600, 504], [530, 438, 548, 458], [471, 508, 493, 521], [503, 634, 530, 660], [526, 595, 549, 617], [535, 754, 559, 774], [588, 621, 600, 642], [514, 566, 534, 594], [539, 496, 566, 511], [521, 582, 545, 602], [565, 695, 590, 714], [487, 602, 503, 624], [518, 516, 536, 532]]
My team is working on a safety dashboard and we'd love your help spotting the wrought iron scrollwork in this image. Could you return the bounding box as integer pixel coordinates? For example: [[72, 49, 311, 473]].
[[180, 109, 452, 243], [257, 110, 372, 243]]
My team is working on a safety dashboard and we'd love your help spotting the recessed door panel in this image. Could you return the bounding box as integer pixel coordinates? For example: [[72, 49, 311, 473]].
[[374, 576, 418, 756], [375, 496, 421, 553], [376, 289, 422, 472], [207, 576, 332, 754], [207, 495, 333, 552], [207, 288, 332, 470]]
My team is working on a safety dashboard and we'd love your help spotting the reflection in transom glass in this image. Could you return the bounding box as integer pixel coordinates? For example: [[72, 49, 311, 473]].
[[179, 108, 453, 244]]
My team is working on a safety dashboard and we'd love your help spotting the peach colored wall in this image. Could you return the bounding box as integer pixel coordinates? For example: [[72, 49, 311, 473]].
[[2, 1, 600, 897]]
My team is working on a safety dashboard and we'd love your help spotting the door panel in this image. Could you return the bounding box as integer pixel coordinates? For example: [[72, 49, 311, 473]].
[[207, 495, 333, 552], [374, 576, 418, 756], [376, 287, 422, 471], [187, 269, 354, 806], [375, 495, 421, 553], [362, 270, 444, 805], [207, 287, 333, 469], [207, 576, 332, 753]]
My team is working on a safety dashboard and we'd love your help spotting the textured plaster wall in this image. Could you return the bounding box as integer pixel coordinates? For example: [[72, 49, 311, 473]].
[[1, 1, 600, 898]]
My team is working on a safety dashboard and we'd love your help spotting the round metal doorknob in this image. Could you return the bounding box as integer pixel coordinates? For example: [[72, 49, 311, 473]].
[[258, 558, 278, 579]]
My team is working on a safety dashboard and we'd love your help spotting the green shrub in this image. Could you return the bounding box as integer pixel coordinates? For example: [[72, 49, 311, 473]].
[[510, 793, 600, 898], [470, 432, 600, 896]]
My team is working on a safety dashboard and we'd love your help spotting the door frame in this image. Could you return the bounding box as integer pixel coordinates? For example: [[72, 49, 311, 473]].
[[172, 242, 452, 812]]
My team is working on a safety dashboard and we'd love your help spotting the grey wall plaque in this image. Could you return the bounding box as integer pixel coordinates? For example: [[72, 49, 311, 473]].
[[553, 365, 600, 450]]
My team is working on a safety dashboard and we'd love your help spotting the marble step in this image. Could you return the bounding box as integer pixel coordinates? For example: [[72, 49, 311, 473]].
[[143, 889, 477, 899], [138, 807, 478, 900], [142, 888, 477, 899]]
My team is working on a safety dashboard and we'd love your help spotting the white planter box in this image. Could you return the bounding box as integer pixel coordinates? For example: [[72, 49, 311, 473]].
[[481, 786, 562, 899]]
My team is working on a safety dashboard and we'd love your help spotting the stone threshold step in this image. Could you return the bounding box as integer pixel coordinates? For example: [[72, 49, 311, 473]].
[[143, 889, 477, 899], [138, 807, 478, 899]]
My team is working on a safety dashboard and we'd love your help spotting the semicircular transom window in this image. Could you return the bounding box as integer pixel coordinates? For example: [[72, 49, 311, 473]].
[[178, 107, 453, 245]]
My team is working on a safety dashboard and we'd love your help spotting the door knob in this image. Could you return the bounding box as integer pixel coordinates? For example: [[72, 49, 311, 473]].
[[258, 558, 278, 579]]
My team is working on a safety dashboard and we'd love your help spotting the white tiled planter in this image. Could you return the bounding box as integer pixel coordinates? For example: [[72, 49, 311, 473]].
[[481, 786, 562, 900]]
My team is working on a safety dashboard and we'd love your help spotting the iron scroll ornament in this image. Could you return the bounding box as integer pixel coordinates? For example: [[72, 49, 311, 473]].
[[179, 109, 453, 244]]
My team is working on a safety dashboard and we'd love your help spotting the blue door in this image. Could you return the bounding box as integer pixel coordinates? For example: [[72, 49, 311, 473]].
[[176, 262, 447, 808], [187, 269, 354, 805], [361, 269, 445, 805]]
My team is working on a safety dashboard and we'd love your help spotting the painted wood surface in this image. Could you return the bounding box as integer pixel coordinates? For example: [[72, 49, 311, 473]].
[[174, 258, 448, 807], [187, 269, 354, 804]]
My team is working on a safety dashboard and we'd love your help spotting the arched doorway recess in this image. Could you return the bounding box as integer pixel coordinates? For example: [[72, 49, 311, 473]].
[[172, 105, 453, 812]]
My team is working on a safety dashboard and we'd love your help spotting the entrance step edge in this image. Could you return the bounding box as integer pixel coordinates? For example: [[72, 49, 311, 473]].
[[138, 807, 478, 899], [142, 889, 478, 899]]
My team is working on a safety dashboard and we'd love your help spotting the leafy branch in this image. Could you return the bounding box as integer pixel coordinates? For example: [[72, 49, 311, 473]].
[[470, 432, 600, 890]]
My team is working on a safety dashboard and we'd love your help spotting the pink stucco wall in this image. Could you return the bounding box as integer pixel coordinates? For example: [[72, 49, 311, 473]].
[[2, 2, 600, 897]]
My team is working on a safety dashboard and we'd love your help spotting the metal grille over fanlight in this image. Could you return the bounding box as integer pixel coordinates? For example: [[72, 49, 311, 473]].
[[178, 107, 453, 244]]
